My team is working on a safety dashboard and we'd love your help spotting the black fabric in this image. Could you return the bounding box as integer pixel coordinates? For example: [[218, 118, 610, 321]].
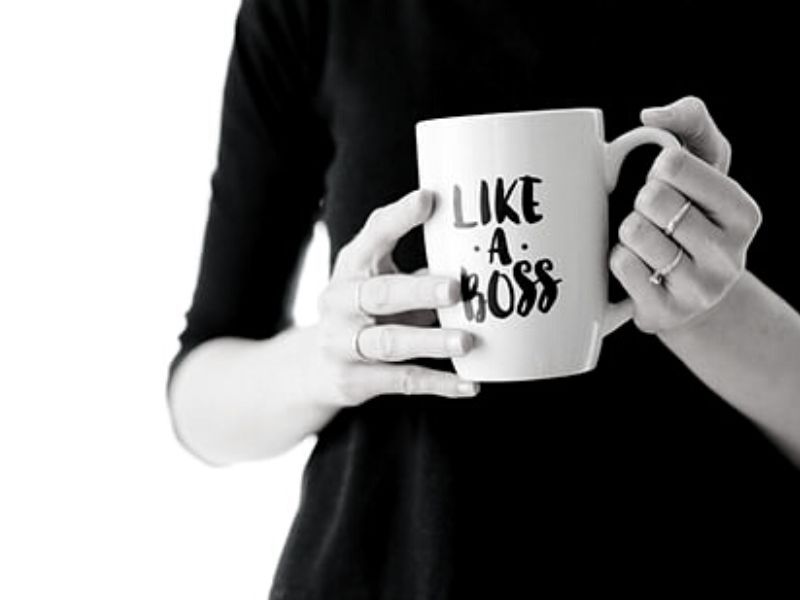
[[168, 1, 800, 595]]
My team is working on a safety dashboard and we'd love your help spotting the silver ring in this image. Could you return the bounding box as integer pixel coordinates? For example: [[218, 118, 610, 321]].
[[664, 199, 692, 237], [351, 323, 372, 362], [354, 278, 370, 318], [649, 246, 685, 286]]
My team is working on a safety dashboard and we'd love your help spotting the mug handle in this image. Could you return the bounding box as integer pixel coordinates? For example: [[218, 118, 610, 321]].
[[601, 126, 681, 337]]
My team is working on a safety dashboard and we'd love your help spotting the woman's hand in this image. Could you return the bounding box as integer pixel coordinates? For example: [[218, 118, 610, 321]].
[[610, 95, 763, 334], [313, 189, 481, 407]]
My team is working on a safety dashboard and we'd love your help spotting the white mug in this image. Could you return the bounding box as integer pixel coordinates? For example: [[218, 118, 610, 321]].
[[415, 108, 679, 382]]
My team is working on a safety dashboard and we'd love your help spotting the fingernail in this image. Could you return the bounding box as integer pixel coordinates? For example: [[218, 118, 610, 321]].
[[461, 332, 475, 352], [458, 381, 480, 395], [641, 106, 673, 120], [449, 332, 471, 354], [437, 280, 456, 303], [418, 190, 434, 216]]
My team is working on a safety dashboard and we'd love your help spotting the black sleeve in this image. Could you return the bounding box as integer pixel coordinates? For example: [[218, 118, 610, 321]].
[[166, 0, 333, 395]]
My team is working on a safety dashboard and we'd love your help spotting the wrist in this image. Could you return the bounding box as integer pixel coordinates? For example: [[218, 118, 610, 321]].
[[267, 322, 340, 411], [657, 269, 749, 346]]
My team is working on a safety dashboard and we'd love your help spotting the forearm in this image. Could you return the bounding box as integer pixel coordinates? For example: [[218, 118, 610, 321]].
[[657, 270, 800, 468], [167, 324, 338, 467]]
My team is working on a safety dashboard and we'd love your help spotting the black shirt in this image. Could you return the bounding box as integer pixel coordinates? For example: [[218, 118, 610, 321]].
[[168, 1, 800, 595]]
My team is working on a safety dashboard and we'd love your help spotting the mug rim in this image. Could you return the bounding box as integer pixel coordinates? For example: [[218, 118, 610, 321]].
[[416, 107, 602, 129]]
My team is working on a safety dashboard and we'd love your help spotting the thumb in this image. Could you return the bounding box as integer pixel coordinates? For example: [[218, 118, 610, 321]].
[[640, 96, 730, 172]]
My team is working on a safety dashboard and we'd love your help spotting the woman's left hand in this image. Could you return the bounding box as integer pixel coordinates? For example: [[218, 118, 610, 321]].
[[610, 95, 763, 334]]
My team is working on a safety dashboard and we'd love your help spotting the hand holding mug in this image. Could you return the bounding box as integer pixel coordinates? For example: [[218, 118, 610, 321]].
[[611, 96, 763, 335], [314, 189, 481, 407]]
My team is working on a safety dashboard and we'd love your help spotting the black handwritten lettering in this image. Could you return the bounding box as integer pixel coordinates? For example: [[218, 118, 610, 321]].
[[479, 179, 491, 225], [452, 184, 477, 229], [460, 258, 563, 322], [487, 226, 512, 266], [513, 260, 536, 316], [452, 175, 546, 227], [494, 177, 520, 224], [450, 175, 563, 323], [534, 258, 562, 313], [460, 267, 486, 323], [519, 175, 544, 224], [487, 271, 515, 318]]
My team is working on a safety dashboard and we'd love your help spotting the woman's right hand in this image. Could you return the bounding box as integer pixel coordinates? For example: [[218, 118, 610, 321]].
[[313, 189, 481, 407]]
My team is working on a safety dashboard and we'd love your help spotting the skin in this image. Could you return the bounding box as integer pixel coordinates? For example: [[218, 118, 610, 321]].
[[168, 95, 800, 469], [168, 189, 480, 466], [610, 95, 800, 469], [313, 188, 481, 405]]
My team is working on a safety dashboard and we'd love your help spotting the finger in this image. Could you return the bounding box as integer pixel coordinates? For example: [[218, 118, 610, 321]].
[[648, 147, 761, 237], [609, 244, 694, 334], [369, 266, 439, 325], [640, 96, 731, 173], [610, 243, 672, 305], [633, 179, 724, 260], [619, 210, 691, 272], [360, 273, 460, 315], [376, 267, 437, 325], [318, 274, 459, 318], [339, 189, 434, 277], [357, 324, 474, 362], [347, 362, 480, 399]]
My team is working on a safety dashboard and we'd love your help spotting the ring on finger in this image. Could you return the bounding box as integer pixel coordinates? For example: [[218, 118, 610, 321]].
[[354, 277, 371, 318], [663, 199, 693, 237], [649, 246, 685, 286], [351, 322, 375, 363]]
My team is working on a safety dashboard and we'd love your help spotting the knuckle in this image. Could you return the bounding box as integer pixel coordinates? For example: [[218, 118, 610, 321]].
[[368, 279, 391, 311], [618, 212, 646, 245], [751, 203, 763, 232], [685, 115, 710, 146], [610, 244, 633, 275], [399, 366, 419, 395], [728, 182, 762, 237], [634, 180, 662, 214], [727, 177, 747, 202], [742, 198, 763, 234], [656, 147, 687, 179], [718, 135, 733, 171], [377, 326, 397, 358]]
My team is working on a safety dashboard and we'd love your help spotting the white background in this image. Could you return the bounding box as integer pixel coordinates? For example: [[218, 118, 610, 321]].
[[0, 2, 325, 598]]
